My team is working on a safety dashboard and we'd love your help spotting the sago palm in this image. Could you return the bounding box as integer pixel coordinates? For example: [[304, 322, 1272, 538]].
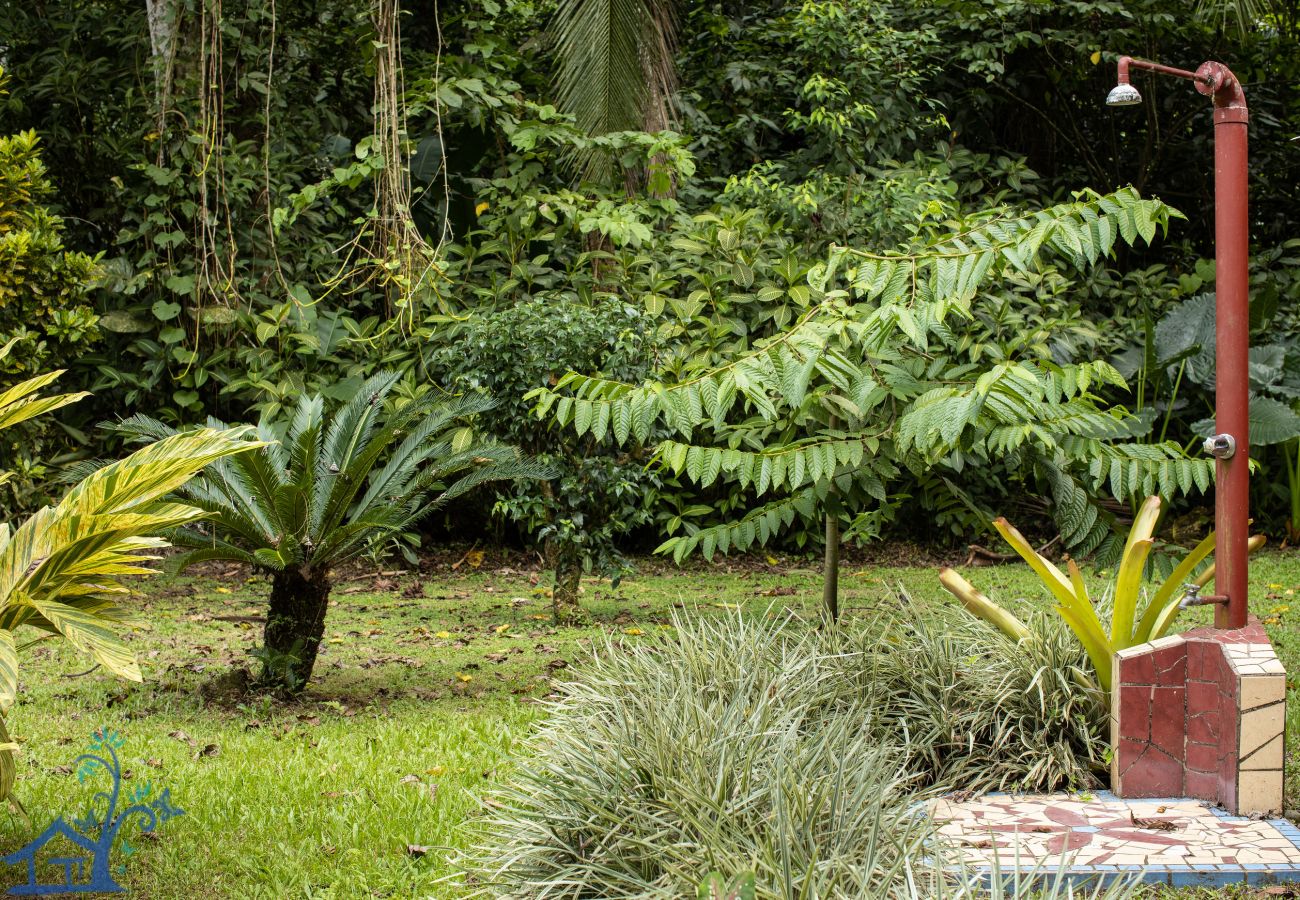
[[0, 349, 256, 805], [118, 373, 551, 692]]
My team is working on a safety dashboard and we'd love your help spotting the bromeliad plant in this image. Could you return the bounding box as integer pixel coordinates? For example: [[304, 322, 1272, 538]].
[[118, 373, 552, 693], [0, 352, 256, 805], [939, 495, 1265, 692]]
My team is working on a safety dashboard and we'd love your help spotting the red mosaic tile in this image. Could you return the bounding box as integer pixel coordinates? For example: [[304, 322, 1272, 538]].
[[1187, 640, 1207, 680], [1221, 765, 1238, 812], [1118, 652, 1156, 685], [1149, 686, 1185, 754], [1150, 643, 1187, 682], [1187, 713, 1218, 745], [1118, 685, 1152, 741], [1219, 748, 1239, 782], [1186, 741, 1220, 773], [1188, 679, 1219, 712], [1185, 770, 1218, 798], [1216, 663, 1239, 693], [1042, 831, 1093, 854], [1116, 738, 1145, 776], [1121, 745, 1184, 796], [1161, 653, 1187, 684], [1043, 806, 1088, 827]]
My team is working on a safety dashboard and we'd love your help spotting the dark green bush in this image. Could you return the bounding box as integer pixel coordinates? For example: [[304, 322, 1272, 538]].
[[433, 297, 659, 616], [0, 69, 101, 505]]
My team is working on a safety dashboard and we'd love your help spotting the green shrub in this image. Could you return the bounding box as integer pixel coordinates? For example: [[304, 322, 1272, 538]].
[[464, 606, 1111, 898], [0, 67, 101, 508], [434, 298, 659, 619]]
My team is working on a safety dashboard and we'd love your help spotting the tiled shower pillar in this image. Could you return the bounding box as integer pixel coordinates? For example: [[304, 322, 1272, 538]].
[[1111, 619, 1285, 816]]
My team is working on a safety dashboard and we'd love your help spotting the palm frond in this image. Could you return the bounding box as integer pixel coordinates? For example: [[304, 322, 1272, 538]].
[[551, 0, 678, 175], [149, 376, 548, 575], [0, 428, 255, 687]]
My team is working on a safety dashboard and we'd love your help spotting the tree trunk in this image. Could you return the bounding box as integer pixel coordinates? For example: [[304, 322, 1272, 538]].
[[144, 0, 179, 132], [551, 549, 582, 625], [823, 509, 840, 623], [822, 413, 841, 623], [263, 568, 332, 693]]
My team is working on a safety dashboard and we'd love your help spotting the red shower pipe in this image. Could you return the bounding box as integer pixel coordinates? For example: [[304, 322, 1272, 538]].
[[1109, 56, 1250, 629]]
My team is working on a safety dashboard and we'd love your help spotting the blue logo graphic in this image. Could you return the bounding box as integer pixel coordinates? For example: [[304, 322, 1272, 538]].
[[3, 729, 184, 895]]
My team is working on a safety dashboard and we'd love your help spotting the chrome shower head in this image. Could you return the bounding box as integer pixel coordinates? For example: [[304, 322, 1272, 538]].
[[1106, 82, 1143, 107]]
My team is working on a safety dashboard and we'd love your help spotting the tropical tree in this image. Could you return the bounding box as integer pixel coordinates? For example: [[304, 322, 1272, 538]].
[[550, 0, 679, 172], [529, 188, 1217, 619], [118, 373, 552, 692]]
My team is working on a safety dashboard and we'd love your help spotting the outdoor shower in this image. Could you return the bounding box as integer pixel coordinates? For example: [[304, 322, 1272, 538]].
[[1107, 55, 1251, 630]]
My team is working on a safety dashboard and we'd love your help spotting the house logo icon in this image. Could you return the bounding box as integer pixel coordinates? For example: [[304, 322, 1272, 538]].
[[2, 729, 184, 895]]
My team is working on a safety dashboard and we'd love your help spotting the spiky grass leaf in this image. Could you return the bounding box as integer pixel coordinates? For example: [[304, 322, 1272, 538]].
[[464, 609, 1112, 898]]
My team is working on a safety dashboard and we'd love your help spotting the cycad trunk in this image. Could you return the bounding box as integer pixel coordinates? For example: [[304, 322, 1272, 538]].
[[263, 567, 332, 693]]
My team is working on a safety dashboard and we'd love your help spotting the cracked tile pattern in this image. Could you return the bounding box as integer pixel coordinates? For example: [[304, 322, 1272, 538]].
[[929, 792, 1300, 888], [1111, 618, 1285, 815]]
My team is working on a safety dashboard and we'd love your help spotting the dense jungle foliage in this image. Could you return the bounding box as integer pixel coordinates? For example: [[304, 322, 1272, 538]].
[[1, 0, 1298, 565]]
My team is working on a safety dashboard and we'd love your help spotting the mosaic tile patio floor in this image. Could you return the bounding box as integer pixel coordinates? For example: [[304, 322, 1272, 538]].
[[929, 791, 1300, 888]]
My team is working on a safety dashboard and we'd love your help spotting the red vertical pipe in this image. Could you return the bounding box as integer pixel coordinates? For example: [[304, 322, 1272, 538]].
[[1201, 64, 1250, 629]]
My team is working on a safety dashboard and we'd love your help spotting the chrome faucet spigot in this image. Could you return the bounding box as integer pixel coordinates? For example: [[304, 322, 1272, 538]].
[[1203, 433, 1237, 459]]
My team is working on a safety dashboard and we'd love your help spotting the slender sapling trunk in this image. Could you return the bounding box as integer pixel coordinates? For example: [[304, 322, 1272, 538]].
[[823, 509, 840, 623]]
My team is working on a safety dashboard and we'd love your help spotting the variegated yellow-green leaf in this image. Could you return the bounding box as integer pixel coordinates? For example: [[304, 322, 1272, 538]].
[[24, 593, 142, 682], [938, 568, 1031, 643], [947, 496, 1235, 694], [0, 714, 16, 808], [0, 631, 15, 710]]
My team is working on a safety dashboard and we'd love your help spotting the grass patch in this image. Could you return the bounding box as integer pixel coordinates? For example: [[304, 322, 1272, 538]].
[[2, 550, 1300, 896]]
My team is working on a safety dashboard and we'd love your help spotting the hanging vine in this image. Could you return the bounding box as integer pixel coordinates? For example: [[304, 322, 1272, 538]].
[[192, 0, 242, 320], [364, 0, 441, 328]]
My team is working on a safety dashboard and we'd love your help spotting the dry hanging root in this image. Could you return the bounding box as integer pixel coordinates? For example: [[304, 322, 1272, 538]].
[[364, 0, 443, 329], [192, 0, 242, 325]]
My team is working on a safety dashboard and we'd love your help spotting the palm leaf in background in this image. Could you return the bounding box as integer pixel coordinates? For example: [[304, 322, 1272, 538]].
[[550, 0, 678, 176]]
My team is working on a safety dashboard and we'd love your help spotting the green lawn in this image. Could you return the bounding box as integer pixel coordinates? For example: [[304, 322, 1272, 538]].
[[4, 549, 1300, 898]]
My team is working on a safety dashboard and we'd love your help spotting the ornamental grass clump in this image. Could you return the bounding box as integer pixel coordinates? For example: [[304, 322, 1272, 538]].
[[464, 606, 1117, 899], [842, 604, 1109, 794]]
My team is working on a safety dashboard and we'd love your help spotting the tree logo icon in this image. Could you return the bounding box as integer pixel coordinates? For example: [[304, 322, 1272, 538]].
[[2, 729, 184, 895]]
